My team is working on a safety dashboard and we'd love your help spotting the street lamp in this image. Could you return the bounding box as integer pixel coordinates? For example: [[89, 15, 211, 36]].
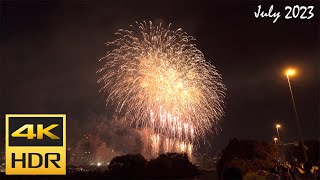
[[285, 68, 308, 162], [276, 124, 281, 143], [286, 69, 296, 76], [274, 137, 278, 145]]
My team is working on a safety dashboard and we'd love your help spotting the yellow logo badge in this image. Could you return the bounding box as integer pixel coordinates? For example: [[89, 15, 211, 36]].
[[5, 114, 66, 175]]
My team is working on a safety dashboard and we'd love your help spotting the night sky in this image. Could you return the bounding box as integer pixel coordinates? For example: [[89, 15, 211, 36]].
[[1, 0, 319, 150]]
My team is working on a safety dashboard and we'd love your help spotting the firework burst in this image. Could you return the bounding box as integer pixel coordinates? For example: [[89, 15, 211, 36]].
[[98, 21, 225, 154]]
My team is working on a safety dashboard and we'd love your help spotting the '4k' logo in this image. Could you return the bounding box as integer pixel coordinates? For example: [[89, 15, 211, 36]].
[[12, 124, 60, 139], [6, 114, 66, 175]]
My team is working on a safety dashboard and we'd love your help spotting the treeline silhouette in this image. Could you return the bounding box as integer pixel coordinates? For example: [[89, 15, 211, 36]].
[[1, 153, 198, 180], [108, 152, 198, 178]]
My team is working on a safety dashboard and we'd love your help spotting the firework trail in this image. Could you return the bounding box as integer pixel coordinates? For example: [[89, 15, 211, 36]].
[[98, 21, 225, 156]]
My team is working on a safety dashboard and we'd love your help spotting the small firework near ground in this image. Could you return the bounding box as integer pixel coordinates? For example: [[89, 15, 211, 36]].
[[98, 21, 226, 157]]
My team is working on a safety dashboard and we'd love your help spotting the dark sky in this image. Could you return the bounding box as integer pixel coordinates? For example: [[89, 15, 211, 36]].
[[1, 0, 319, 150]]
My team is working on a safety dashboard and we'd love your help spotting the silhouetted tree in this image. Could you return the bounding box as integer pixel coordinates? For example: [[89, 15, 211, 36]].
[[217, 138, 279, 177], [147, 152, 198, 178], [108, 152, 198, 178], [108, 153, 147, 177]]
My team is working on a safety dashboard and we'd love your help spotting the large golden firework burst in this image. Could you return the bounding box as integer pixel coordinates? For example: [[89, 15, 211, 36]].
[[98, 21, 225, 144]]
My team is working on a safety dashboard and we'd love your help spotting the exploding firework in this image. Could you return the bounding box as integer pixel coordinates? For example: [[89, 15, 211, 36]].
[[98, 21, 225, 155]]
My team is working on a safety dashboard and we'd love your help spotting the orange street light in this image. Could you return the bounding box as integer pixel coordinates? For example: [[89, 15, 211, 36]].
[[276, 124, 281, 143], [286, 68, 296, 77], [274, 137, 278, 145], [284, 67, 308, 161]]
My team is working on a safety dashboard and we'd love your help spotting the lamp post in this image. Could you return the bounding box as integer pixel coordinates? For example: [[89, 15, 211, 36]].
[[276, 124, 281, 143], [285, 68, 308, 162], [274, 137, 278, 145]]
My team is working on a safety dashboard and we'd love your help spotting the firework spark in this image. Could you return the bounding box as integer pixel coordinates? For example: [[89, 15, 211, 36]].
[[98, 21, 225, 155]]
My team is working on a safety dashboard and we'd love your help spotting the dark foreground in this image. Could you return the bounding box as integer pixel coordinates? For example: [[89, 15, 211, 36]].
[[1, 170, 218, 180]]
